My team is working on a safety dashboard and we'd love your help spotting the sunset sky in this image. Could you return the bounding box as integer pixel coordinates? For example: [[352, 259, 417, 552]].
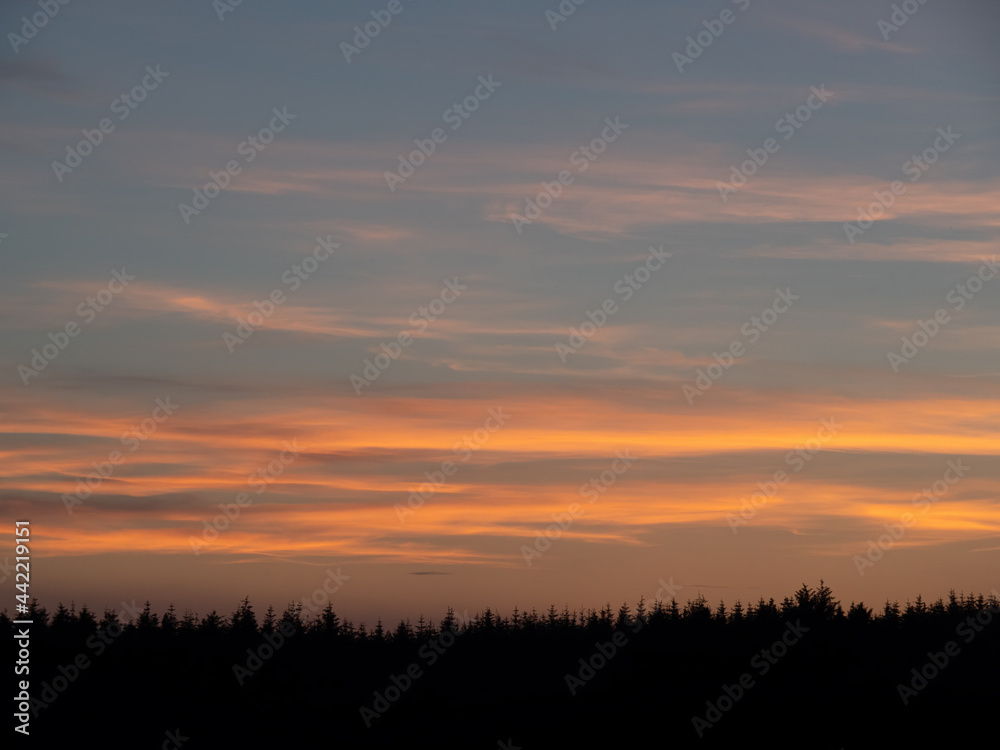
[[2, 0, 998, 625]]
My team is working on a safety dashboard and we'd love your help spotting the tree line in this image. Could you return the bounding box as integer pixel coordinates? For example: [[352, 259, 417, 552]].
[[7, 580, 998, 640], [11, 581, 999, 748]]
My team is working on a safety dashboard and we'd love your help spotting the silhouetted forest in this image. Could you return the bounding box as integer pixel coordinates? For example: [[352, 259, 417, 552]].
[[9, 582, 999, 747]]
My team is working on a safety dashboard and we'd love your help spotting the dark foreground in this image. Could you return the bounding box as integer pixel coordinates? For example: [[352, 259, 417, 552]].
[[9, 583, 999, 748]]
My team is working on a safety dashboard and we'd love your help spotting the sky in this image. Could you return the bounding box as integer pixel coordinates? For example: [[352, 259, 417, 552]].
[[1, 0, 998, 626]]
